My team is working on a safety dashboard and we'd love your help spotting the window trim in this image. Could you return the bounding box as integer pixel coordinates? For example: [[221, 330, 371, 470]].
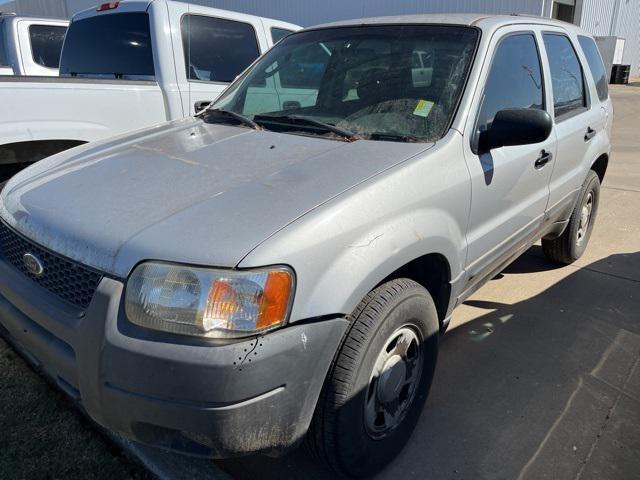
[[542, 31, 590, 123], [180, 13, 261, 84], [471, 30, 547, 154], [28, 23, 67, 70]]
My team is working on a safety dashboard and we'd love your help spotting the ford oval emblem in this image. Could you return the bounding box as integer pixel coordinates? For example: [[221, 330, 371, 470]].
[[23, 253, 44, 277]]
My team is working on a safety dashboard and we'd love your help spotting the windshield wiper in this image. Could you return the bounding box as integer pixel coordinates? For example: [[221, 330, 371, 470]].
[[199, 108, 262, 130], [253, 114, 358, 141], [367, 132, 423, 143]]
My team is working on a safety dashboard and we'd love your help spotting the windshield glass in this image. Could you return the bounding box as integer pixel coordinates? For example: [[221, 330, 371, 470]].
[[59, 13, 154, 79], [212, 25, 478, 142]]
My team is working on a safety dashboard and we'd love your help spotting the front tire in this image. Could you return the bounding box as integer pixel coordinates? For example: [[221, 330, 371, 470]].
[[308, 279, 439, 477], [542, 170, 600, 264]]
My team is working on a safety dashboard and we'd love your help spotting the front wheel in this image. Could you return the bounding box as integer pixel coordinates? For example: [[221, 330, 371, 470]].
[[308, 279, 439, 477], [542, 170, 600, 264]]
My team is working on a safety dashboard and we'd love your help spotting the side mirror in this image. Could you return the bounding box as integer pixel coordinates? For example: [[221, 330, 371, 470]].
[[479, 108, 552, 153]]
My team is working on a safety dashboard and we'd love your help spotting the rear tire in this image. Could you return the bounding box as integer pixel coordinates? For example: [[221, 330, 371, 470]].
[[542, 170, 600, 264], [308, 279, 439, 478]]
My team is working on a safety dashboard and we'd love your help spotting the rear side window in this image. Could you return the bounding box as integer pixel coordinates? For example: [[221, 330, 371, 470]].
[[271, 27, 293, 44], [543, 34, 586, 118], [476, 34, 544, 142], [0, 19, 8, 66], [181, 15, 260, 83], [578, 35, 608, 101], [59, 13, 154, 79], [29, 25, 66, 69]]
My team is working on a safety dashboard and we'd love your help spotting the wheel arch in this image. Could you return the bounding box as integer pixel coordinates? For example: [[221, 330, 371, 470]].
[[590, 153, 608, 183], [378, 253, 452, 329], [0, 139, 88, 164]]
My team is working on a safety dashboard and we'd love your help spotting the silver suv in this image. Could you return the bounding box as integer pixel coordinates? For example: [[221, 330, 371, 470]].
[[0, 14, 612, 477]]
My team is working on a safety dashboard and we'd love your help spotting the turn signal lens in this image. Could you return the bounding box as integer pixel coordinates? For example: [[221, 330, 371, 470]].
[[125, 262, 294, 338]]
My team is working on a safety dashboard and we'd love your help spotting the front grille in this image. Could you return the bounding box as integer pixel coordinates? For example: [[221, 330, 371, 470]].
[[0, 221, 103, 309]]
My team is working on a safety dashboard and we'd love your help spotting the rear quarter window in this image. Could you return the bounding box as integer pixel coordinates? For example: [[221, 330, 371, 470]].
[[0, 20, 7, 66], [578, 35, 608, 101], [29, 25, 67, 69]]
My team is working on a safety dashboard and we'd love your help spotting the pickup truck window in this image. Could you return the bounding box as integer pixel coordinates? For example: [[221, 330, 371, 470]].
[[181, 15, 260, 83], [29, 25, 66, 69], [578, 35, 608, 101], [271, 27, 293, 44], [476, 34, 544, 148], [59, 13, 154, 79], [0, 19, 7, 66], [543, 34, 586, 118], [213, 25, 478, 142]]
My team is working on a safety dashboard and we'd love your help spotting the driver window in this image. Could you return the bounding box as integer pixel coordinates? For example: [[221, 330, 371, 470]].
[[476, 33, 544, 149]]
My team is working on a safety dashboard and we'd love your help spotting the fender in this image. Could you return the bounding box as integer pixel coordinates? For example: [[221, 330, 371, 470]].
[[239, 132, 471, 323]]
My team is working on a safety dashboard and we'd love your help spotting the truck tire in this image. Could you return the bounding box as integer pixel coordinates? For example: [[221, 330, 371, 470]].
[[308, 278, 439, 477], [542, 170, 600, 264]]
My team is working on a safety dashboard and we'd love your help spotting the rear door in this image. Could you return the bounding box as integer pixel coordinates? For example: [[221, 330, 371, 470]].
[[168, 3, 268, 115], [538, 28, 604, 222], [462, 26, 555, 286]]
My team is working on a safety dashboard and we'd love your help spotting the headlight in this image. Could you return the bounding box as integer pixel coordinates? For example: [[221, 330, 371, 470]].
[[125, 262, 294, 338]]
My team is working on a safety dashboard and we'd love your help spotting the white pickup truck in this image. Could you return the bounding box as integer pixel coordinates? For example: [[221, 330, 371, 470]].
[[0, 0, 299, 181], [0, 13, 68, 76]]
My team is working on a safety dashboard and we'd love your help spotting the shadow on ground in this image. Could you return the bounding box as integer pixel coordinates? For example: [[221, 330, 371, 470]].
[[217, 251, 640, 479]]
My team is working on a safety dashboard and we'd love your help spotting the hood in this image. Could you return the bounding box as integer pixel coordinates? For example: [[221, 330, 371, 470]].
[[0, 117, 431, 277]]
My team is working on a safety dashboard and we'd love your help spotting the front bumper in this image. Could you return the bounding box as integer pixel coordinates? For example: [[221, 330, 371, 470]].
[[0, 258, 348, 457]]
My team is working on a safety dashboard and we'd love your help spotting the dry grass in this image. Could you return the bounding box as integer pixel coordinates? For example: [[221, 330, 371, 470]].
[[0, 338, 150, 480]]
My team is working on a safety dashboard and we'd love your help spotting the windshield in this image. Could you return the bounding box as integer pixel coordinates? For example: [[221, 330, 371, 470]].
[[59, 13, 154, 79], [212, 25, 478, 142]]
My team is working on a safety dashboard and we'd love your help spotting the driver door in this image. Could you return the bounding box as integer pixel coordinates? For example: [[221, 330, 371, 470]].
[[461, 27, 555, 290]]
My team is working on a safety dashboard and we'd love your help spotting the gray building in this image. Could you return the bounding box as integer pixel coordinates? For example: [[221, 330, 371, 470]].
[[2, 0, 639, 75]]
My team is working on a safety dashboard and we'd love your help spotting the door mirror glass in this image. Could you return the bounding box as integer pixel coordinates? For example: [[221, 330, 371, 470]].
[[479, 107, 552, 152]]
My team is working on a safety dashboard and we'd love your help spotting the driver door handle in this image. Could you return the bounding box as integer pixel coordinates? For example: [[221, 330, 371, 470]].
[[584, 127, 596, 141], [535, 150, 553, 169]]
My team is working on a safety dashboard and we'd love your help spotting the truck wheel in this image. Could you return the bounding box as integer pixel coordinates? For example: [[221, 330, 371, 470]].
[[308, 278, 439, 477], [542, 170, 600, 264]]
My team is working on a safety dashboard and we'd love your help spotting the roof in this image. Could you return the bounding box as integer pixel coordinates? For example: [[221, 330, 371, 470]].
[[0, 13, 68, 23], [310, 13, 585, 34]]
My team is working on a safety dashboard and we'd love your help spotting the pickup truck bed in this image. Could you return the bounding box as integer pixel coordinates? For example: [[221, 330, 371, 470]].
[[0, 76, 166, 173]]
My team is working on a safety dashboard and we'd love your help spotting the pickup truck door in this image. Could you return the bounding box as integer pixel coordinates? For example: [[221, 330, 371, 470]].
[[461, 28, 555, 290], [167, 2, 270, 115], [538, 29, 606, 224]]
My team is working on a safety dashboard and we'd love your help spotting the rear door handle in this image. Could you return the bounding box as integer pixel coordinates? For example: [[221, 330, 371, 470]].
[[535, 150, 553, 169], [584, 127, 596, 141]]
